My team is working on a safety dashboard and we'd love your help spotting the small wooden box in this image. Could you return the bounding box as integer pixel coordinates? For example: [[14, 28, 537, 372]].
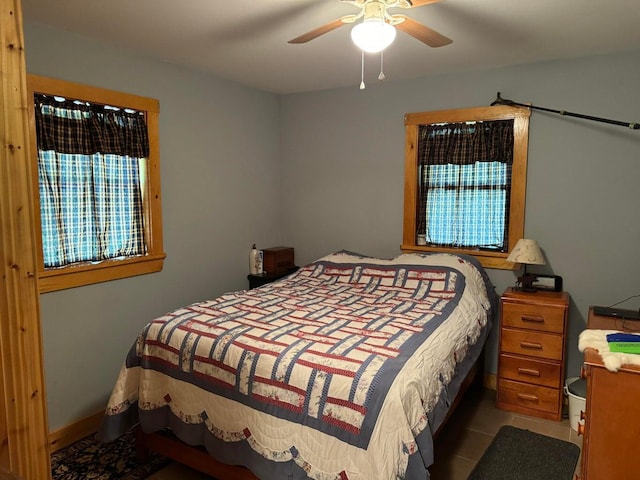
[[262, 246, 295, 275]]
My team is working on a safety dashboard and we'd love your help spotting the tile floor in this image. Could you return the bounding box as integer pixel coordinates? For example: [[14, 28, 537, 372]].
[[429, 386, 582, 479], [147, 386, 582, 480]]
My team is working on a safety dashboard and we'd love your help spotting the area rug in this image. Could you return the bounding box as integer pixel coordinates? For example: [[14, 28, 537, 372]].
[[51, 430, 171, 480], [467, 425, 580, 480]]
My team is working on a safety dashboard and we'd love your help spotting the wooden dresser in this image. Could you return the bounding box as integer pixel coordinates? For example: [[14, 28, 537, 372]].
[[576, 307, 640, 479], [496, 288, 569, 421]]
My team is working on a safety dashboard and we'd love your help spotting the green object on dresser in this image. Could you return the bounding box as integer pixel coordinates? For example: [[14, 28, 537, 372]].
[[608, 342, 640, 353], [606, 332, 640, 354]]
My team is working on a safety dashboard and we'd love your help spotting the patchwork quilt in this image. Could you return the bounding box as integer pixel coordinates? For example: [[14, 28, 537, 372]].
[[100, 252, 496, 480]]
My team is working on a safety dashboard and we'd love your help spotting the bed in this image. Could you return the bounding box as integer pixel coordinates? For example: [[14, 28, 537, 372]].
[[99, 251, 498, 479]]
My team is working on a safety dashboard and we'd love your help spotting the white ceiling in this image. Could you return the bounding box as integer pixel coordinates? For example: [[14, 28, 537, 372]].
[[21, 0, 640, 95]]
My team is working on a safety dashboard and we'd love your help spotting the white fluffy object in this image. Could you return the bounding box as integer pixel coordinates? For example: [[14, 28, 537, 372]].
[[578, 329, 640, 371]]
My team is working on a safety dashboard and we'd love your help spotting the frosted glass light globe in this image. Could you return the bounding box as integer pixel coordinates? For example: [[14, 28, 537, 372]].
[[351, 20, 396, 53]]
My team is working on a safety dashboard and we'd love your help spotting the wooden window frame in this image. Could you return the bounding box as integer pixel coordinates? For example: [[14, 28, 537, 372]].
[[27, 74, 165, 292], [402, 105, 531, 270]]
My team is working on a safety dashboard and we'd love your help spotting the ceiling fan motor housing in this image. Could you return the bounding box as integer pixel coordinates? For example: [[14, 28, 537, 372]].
[[363, 1, 386, 22]]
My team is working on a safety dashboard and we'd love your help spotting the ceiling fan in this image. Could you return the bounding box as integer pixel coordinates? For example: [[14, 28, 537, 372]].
[[288, 0, 452, 49]]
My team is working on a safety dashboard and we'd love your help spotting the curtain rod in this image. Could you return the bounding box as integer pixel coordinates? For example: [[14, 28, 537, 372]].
[[490, 92, 639, 130]]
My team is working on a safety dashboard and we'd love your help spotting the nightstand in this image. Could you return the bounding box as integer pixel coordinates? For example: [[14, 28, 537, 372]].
[[247, 267, 298, 289], [496, 287, 569, 421]]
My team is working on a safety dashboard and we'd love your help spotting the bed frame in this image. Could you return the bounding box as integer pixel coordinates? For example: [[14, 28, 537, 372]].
[[135, 354, 484, 480]]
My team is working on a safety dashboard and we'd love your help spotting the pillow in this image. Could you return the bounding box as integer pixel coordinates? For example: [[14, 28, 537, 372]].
[[314, 250, 393, 265]]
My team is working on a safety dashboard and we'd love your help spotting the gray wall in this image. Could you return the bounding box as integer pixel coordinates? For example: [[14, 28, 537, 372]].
[[279, 49, 640, 378], [24, 19, 640, 431], [24, 22, 283, 431]]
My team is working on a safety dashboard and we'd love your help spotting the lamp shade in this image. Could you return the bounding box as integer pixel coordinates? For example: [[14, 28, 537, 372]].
[[351, 19, 396, 53], [506, 239, 545, 265]]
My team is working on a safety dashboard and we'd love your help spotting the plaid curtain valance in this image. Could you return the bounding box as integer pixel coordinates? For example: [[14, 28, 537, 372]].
[[34, 94, 149, 158], [418, 119, 514, 166]]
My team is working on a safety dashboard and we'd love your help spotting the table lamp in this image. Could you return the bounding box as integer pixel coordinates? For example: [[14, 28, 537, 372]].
[[506, 238, 545, 292]]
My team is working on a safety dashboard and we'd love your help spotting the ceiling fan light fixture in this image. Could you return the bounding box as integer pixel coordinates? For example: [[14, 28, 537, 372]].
[[351, 19, 396, 53]]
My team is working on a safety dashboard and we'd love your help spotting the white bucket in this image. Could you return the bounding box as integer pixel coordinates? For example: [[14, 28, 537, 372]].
[[564, 377, 586, 432]]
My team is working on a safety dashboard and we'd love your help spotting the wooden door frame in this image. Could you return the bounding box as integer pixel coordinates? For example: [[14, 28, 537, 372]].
[[0, 1, 51, 478]]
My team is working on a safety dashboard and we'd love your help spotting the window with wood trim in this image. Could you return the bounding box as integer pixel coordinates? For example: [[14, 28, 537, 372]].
[[402, 105, 530, 270], [27, 74, 165, 292]]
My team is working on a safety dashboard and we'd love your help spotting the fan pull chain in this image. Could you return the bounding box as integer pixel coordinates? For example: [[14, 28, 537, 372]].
[[360, 50, 366, 90], [378, 50, 386, 81]]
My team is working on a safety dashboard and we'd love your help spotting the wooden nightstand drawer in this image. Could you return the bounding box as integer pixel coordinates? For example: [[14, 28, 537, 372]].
[[497, 379, 561, 415], [501, 328, 563, 360], [502, 302, 565, 333], [498, 353, 561, 388]]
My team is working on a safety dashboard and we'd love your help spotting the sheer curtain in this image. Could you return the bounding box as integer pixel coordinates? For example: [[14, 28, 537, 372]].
[[34, 94, 149, 268]]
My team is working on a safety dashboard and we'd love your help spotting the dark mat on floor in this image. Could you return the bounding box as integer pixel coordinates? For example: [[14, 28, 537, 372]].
[[467, 425, 580, 480], [51, 429, 170, 480]]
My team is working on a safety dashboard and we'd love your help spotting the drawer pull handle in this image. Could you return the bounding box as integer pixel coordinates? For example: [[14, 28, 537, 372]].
[[518, 367, 540, 377], [520, 341, 543, 350], [517, 393, 539, 402], [521, 315, 544, 323]]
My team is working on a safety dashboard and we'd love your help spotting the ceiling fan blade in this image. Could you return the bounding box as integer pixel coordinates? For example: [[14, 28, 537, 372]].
[[407, 0, 443, 7], [394, 15, 452, 47], [288, 18, 346, 44]]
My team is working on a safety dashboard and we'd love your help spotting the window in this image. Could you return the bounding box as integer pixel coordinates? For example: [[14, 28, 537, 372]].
[[27, 75, 165, 292], [402, 106, 530, 269]]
